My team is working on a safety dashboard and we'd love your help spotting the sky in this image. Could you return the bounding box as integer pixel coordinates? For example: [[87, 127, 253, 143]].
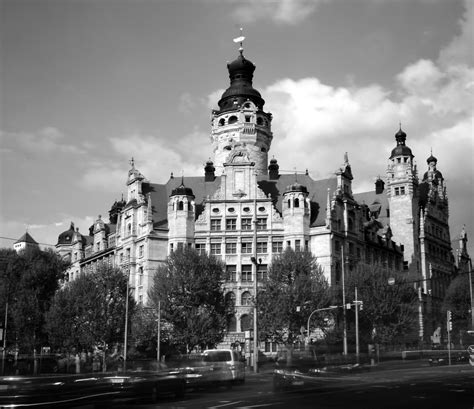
[[1, 0, 473, 256]]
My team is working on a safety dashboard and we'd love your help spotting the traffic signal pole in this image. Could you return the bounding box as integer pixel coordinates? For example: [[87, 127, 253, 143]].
[[447, 310, 452, 366]]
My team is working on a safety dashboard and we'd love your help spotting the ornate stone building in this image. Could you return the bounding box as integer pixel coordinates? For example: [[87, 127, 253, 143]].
[[56, 44, 464, 345]]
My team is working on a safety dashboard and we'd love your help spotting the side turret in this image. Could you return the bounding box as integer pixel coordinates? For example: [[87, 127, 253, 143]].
[[167, 179, 196, 252], [282, 180, 310, 251]]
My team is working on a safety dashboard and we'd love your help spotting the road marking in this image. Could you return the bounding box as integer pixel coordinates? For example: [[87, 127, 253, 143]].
[[209, 401, 244, 408], [237, 404, 279, 408]]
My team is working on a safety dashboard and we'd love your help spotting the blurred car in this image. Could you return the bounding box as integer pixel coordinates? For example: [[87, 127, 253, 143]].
[[202, 349, 246, 385], [273, 359, 370, 392], [167, 349, 245, 390], [0, 369, 186, 408]]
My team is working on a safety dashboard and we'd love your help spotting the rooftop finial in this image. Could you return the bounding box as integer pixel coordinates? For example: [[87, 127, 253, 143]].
[[129, 157, 135, 168], [233, 27, 245, 56]]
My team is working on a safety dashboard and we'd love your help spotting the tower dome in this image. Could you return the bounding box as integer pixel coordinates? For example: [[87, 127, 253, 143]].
[[390, 126, 413, 159], [217, 52, 265, 112], [285, 181, 308, 194], [57, 222, 75, 245], [170, 180, 194, 198]]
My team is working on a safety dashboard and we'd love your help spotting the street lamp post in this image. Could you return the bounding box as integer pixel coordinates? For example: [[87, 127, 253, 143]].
[[469, 258, 474, 331], [1, 300, 8, 376], [156, 301, 161, 363], [123, 270, 130, 371], [306, 306, 338, 344]]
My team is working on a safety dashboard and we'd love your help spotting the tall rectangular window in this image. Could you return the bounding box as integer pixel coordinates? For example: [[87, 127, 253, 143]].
[[138, 245, 144, 258], [256, 218, 267, 230], [241, 242, 253, 254], [241, 218, 252, 231], [195, 243, 206, 255], [226, 219, 236, 231], [210, 219, 221, 231], [210, 243, 221, 255], [272, 240, 283, 253], [226, 265, 237, 282], [256, 241, 267, 254], [226, 242, 237, 254], [241, 265, 253, 282], [257, 264, 267, 281], [295, 240, 301, 252]]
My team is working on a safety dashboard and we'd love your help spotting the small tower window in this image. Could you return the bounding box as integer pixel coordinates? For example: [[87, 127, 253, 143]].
[[257, 117, 263, 125], [294, 198, 300, 208], [245, 116, 251, 122], [178, 201, 184, 210], [218, 118, 225, 126], [228, 116, 238, 124], [287, 199, 291, 209]]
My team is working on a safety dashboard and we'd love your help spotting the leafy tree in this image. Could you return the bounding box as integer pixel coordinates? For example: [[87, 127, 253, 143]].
[[0, 247, 68, 353], [345, 263, 418, 347], [45, 263, 132, 352], [443, 273, 471, 333], [258, 249, 330, 345], [148, 248, 229, 353]]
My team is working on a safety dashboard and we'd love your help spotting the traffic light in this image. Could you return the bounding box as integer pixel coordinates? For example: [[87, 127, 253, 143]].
[[359, 301, 363, 311], [447, 310, 452, 332]]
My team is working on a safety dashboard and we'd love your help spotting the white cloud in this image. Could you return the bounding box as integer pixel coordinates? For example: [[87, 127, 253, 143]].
[[0, 127, 87, 155], [231, 0, 327, 25], [79, 130, 211, 192]]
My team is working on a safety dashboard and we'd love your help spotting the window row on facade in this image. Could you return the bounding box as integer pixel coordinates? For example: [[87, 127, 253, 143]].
[[224, 264, 268, 282], [210, 217, 268, 231]]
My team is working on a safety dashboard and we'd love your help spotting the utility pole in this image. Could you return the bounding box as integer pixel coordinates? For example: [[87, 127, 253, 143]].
[[341, 247, 348, 355]]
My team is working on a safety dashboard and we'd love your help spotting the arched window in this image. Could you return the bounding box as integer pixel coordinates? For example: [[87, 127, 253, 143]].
[[241, 291, 252, 306], [240, 314, 251, 331], [256, 117, 263, 125], [294, 198, 300, 208], [227, 315, 237, 332], [127, 223, 132, 235], [218, 118, 225, 126], [228, 116, 238, 124], [225, 292, 236, 307], [287, 199, 291, 209], [178, 201, 184, 211]]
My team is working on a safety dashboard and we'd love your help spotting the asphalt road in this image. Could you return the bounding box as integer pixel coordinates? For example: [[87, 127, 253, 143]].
[[131, 364, 474, 409]]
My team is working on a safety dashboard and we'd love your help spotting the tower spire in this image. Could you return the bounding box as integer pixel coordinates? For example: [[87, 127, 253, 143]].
[[233, 27, 245, 56]]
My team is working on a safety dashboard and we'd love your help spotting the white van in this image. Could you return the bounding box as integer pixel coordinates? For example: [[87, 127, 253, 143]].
[[202, 349, 245, 385]]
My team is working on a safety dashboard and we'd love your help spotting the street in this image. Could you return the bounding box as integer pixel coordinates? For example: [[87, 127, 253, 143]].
[[130, 364, 474, 409]]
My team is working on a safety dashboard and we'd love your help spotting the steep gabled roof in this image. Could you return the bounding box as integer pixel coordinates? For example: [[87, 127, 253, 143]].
[[15, 231, 38, 245]]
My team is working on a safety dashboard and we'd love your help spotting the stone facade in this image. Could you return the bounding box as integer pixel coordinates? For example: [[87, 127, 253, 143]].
[[55, 46, 466, 345]]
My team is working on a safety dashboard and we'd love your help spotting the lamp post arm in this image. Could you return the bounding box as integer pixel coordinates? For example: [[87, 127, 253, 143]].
[[306, 306, 338, 342]]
